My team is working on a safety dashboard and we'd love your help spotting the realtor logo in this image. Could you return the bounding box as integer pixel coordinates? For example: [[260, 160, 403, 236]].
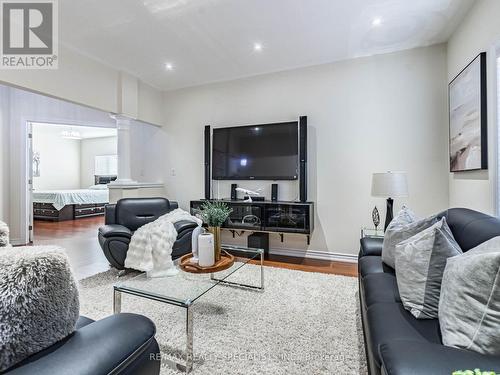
[[0, 0, 58, 69]]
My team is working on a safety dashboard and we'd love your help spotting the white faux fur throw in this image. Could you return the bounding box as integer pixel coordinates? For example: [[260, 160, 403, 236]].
[[124, 208, 202, 277]]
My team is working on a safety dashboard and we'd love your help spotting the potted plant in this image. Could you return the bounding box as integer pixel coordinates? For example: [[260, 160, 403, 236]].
[[199, 201, 232, 261]]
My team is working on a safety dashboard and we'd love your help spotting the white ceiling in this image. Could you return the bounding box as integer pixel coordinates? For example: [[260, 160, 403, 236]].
[[59, 0, 474, 91], [32, 123, 117, 139]]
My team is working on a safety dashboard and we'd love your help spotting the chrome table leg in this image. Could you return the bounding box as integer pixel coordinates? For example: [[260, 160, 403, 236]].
[[113, 288, 122, 314], [185, 305, 193, 373]]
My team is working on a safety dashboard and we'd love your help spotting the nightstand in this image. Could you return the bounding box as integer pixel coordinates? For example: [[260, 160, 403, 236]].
[[361, 227, 384, 239]]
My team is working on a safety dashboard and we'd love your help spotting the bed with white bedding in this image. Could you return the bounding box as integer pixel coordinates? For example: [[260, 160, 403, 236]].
[[33, 185, 110, 221], [33, 188, 109, 210]]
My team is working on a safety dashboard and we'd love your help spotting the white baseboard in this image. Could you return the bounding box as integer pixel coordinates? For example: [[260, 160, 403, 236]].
[[269, 248, 358, 263], [9, 237, 358, 263], [10, 238, 25, 246]]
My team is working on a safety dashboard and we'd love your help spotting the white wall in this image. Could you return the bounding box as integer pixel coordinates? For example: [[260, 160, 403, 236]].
[[80, 136, 117, 188], [129, 122, 167, 183], [163, 45, 450, 257], [4, 85, 163, 244], [0, 45, 164, 126], [32, 124, 81, 190], [7, 86, 117, 243], [447, 0, 500, 214], [0, 86, 9, 223]]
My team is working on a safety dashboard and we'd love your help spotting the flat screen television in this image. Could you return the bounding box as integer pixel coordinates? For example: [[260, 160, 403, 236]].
[[212, 122, 299, 180]]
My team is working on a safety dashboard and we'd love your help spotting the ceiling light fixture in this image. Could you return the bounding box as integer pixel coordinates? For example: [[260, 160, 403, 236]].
[[165, 62, 174, 71], [372, 17, 382, 27], [61, 129, 82, 140], [253, 43, 263, 52]]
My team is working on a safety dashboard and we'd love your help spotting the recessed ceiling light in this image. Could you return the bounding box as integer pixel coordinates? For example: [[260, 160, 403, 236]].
[[165, 62, 174, 71], [372, 17, 382, 27], [253, 43, 263, 52]]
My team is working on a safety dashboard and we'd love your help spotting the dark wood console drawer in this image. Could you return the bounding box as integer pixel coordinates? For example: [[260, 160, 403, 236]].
[[74, 204, 105, 217], [75, 203, 95, 209], [33, 202, 55, 209], [190, 199, 314, 235], [75, 207, 96, 215], [34, 208, 58, 217], [264, 205, 310, 233]]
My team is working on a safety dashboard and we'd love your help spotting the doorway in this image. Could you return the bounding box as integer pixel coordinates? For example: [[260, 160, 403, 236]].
[[28, 122, 117, 235], [28, 122, 117, 278]]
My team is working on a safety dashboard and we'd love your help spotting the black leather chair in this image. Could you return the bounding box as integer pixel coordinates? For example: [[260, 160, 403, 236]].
[[5, 313, 160, 374], [98, 198, 198, 270], [359, 208, 500, 375]]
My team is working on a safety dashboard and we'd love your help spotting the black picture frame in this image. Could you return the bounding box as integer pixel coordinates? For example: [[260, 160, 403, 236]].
[[448, 52, 487, 172]]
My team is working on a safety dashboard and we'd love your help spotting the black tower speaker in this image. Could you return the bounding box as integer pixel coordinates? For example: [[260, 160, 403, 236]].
[[299, 116, 307, 202], [204, 125, 211, 200], [231, 183, 238, 200], [271, 183, 278, 201]]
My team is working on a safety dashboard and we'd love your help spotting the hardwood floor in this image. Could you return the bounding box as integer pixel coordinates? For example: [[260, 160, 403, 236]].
[[33, 217, 358, 280], [33, 216, 110, 280], [256, 255, 357, 277]]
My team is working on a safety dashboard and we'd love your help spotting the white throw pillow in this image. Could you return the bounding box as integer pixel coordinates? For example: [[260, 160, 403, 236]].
[[395, 218, 462, 319], [439, 240, 500, 355]]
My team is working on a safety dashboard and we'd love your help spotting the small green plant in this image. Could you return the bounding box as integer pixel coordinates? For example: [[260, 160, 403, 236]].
[[453, 370, 497, 375], [199, 201, 232, 227]]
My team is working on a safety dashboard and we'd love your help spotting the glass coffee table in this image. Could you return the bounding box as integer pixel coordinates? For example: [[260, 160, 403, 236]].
[[113, 245, 265, 373]]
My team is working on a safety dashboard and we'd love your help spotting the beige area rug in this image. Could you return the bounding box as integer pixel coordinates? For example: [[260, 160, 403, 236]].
[[79, 265, 367, 374]]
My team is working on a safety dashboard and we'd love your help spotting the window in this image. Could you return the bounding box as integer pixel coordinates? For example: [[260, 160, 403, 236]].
[[95, 155, 117, 175]]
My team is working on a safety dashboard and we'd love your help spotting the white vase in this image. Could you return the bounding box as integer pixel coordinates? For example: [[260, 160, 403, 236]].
[[190, 226, 203, 263], [198, 233, 215, 267]]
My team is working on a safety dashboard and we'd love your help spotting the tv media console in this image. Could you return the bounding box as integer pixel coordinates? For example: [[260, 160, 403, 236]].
[[190, 199, 314, 258]]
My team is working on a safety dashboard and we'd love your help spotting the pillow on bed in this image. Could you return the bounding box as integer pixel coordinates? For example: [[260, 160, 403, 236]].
[[88, 184, 108, 190]]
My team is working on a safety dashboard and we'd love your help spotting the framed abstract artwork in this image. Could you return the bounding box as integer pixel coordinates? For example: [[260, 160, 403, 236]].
[[449, 52, 487, 172]]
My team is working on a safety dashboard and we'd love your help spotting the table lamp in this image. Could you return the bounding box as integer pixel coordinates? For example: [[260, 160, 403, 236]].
[[371, 172, 408, 231]]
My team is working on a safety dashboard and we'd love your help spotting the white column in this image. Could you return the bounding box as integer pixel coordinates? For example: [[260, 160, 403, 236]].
[[111, 114, 136, 185]]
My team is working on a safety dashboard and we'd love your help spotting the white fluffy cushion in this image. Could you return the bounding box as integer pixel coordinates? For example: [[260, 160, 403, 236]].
[[0, 246, 79, 371], [382, 208, 438, 269], [439, 237, 500, 355], [0, 220, 10, 247], [395, 218, 462, 319]]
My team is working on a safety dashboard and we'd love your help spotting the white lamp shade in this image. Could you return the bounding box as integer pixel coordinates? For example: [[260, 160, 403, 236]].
[[371, 172, 408, 198]]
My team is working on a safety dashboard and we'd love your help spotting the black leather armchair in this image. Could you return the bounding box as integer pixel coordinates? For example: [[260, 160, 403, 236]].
[[98, 198, 198, 270], [6, 313, 160, 374]]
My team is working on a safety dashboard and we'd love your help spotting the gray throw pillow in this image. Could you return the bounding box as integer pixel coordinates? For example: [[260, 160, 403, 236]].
[[0, 246, 79, 371], [382, 210, 437, 269], [395, 218, 462, 319], [439, 243, 500, 356]]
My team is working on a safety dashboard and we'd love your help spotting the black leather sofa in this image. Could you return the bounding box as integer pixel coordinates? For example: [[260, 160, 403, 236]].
[[5, 313, 160, 374], [359, 208, 500, 375], [98, 198, 198, 270]]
